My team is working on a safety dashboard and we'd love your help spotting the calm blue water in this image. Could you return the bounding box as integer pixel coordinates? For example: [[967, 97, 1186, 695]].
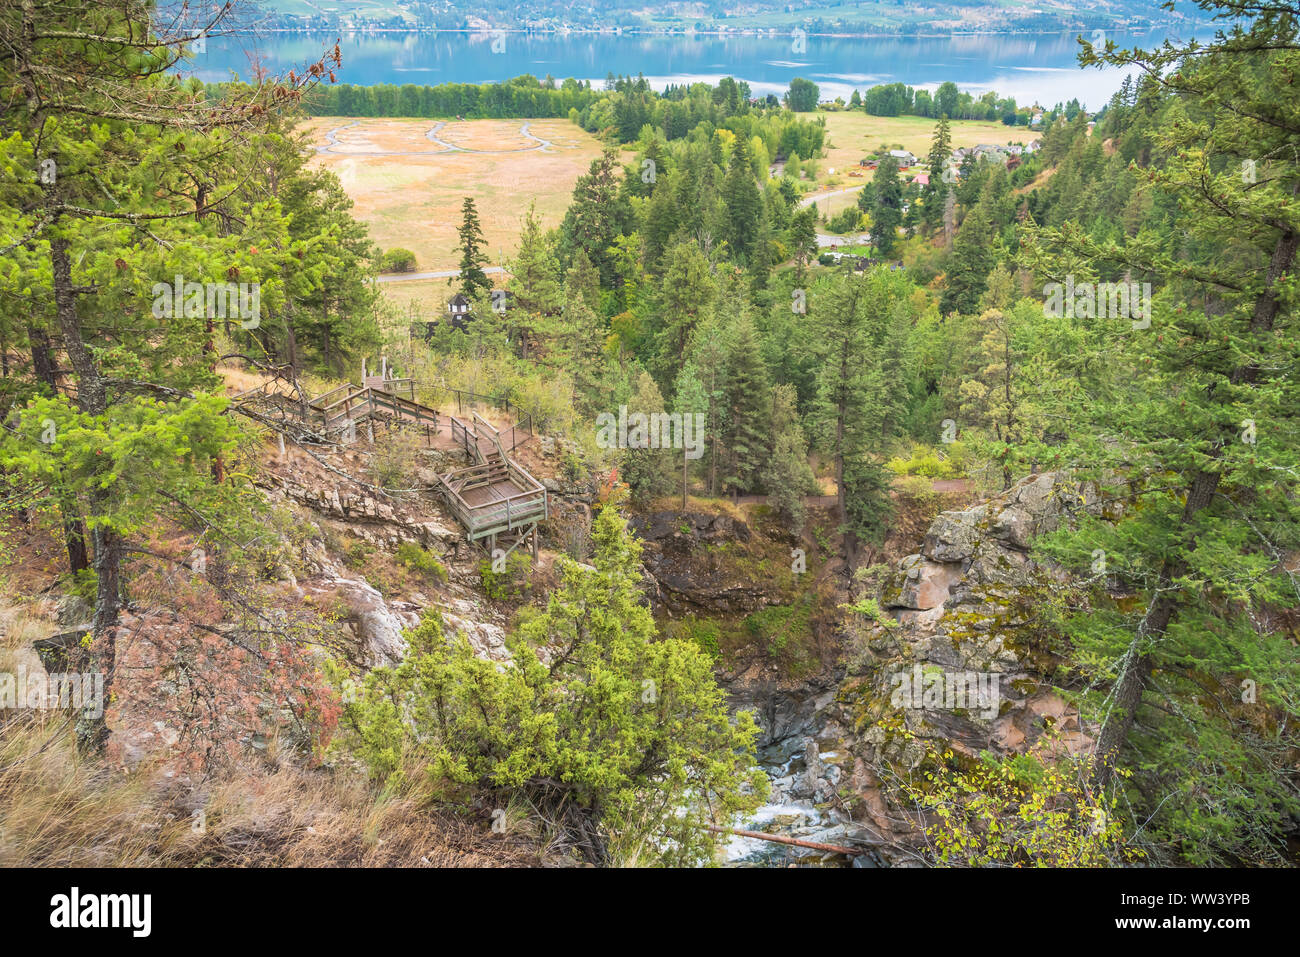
[[189, 29, 1195, 109]]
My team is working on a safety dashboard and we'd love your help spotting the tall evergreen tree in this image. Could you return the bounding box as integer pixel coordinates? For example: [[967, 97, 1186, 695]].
[[789, 206, 818, 281], [672, 363, 708, 507], [1021, 4, 1300, 862], [722, 134, 763, 262], [871, 156, 903, 257], [453, 196, 491, 302], [805, 268, 915, 567], [943, 202, 996, 313], [923, 115, 953, 229], [562, 146, 627, 285], [650, 240, 715, 388], [762, 383, 818, 534], [508, 203, 564, 357], [720, 315, 771, 497]]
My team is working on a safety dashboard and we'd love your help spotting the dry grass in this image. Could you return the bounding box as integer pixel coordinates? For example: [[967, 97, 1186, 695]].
[[0, 600, 557, 868], [642, 494, 747, 522], [0, 718, 551, 866], [805, 111, 1032, 194], [377, 277, 454, 316], [300, 117, 612, 285]]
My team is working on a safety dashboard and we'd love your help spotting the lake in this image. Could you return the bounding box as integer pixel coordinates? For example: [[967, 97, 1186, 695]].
[[189, 28, 1203, 109]]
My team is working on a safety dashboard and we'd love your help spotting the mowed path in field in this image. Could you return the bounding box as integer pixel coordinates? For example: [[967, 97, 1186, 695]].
[[300, 117, 611, 309]]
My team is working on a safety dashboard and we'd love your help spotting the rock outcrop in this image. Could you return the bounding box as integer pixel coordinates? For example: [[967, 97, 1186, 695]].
[[802, 473, 1105, 860], [628, 509, 778, 615]]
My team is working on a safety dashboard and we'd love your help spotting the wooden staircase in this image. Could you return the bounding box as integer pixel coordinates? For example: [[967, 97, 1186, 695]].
[[232, 373, 441, 444], [231, 362, 545, 555], [437, 411, 547, 557]]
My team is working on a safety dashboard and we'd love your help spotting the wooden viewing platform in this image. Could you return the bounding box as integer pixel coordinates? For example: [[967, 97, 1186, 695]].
[[232, 366, 545, 554], [437, 411, 546, 556]]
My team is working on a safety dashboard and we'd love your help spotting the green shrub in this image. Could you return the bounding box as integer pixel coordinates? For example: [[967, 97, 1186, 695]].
[[343, 539, 373, 569], [827, 206, 863, 234], [479, 550, 532, 600], [885, 442, 967, 479], [396, 542, 448, 584], [379, 247, 417, 273]]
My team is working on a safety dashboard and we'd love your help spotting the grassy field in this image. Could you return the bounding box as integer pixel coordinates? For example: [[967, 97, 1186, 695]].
[[378, 277, 456, 317], [301, 117, 611, 306], [795, 111, 1035, 217], [308, 110, 1026, 311]]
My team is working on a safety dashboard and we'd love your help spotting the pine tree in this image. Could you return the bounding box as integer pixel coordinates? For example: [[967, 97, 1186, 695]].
[[1020, 4, 1300, 862], [650, 240, 715, 388], [762, 384, 818, 533], [722, 134, 763, 262], [871, 156, 903, 257], [943, 201, 996, 313], [339, 506, 766, 866], [453, 196, 491, 302], [672, 363, 708, 507], [547, 249, 609, 412], [508, 203, 564, 357], [621, 370, 676, 505], [562, 146, 627, 285], [721, 315, 771, 497], [789, 206, 818, 281], [923, 115, 953, 230], [805, 268, 916, 566]]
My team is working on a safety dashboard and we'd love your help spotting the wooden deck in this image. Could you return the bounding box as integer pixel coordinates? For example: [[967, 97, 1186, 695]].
[[438, 461, 548, 543], [233, 374, 545, 550], [437, 412, 547, 548]]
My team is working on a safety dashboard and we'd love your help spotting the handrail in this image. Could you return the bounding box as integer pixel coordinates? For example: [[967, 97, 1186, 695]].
[[508, 460, 545, 491], [320, 387, 370, 414], [311, 382, 361, 409], [472, 410, 508, 463]]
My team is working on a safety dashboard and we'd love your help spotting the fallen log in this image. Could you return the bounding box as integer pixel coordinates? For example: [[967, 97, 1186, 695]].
[[702, 823, 866, 857]]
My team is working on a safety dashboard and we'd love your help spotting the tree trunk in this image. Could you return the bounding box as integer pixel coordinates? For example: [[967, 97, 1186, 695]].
[[51, 236, 120, 750], [27, 321, 91, 573], [682, 446, 688, 509]]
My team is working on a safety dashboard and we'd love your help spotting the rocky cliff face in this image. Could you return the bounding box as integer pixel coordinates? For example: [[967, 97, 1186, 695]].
[[628, 507, 810, 617], [256, 444, 513, 668], [769, 473, 1107, 861]]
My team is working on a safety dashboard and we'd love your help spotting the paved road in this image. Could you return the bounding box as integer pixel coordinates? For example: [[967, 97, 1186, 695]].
[[376, 266, 506, 284], [798, 184, 872, 247], [315, 120, 555, 157]]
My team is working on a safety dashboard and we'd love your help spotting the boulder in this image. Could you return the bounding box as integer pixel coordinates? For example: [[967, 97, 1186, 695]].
[[891, 554, 963, 611]]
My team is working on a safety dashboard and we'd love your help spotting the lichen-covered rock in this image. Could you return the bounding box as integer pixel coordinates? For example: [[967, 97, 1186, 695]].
[[891, 554, 963, 611], [825, 472, 1103, 863], [330, 576, 412, 667]]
